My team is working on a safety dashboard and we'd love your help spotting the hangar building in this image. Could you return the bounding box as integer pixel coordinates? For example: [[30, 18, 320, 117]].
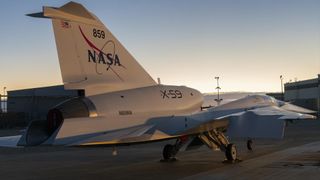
[[284, 74, 320, 116]]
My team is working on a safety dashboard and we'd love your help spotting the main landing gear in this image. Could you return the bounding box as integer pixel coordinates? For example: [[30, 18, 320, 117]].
[[162, 129, 239, 163], [161, 130, 240, 162], [225, 144, 237, 161], [198, 129, 239, 162]]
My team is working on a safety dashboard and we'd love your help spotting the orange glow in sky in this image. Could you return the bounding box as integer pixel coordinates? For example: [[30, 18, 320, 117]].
[[0, 0, 319, 93]]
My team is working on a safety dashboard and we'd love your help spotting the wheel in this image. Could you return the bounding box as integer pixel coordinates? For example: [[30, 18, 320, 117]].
[[225, 144, 237, 161], [163, 144, 175, 160], [247, 139, 253, 151]]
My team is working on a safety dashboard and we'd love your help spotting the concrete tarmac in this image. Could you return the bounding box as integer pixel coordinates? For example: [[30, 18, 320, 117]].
[[0, 120, 319, 180]]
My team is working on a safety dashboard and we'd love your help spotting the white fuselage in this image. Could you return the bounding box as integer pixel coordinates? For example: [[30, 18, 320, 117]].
[[53, 85, 203, 141], [88, 85, 203, 130]]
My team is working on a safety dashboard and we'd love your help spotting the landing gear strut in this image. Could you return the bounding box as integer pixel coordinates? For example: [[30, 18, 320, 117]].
[[198, 129, 239, 161]]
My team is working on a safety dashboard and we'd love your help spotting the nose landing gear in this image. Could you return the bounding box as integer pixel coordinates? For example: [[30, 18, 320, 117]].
[[162, 144, 177, 161], [161, 137, 188, 162]]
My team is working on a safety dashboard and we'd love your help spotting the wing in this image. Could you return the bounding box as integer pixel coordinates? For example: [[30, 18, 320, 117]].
[[280, 103, 316, 114], [221, 106, 315, 139], [174, 106, 316, 140], [250, 106, 315, 119]]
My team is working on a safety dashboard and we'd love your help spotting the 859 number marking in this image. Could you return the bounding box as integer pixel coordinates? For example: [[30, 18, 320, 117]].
[[93, 28, 105, 39]]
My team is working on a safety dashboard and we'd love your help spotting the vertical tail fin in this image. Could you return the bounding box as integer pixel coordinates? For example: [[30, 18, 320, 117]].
[[28, 2, 156, 96]]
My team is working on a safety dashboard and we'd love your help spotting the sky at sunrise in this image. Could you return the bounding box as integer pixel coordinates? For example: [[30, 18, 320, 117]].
[[0, 0, 319, 93]]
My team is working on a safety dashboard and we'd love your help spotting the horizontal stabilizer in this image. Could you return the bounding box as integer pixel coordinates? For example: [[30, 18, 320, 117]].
[[26, 12, 48, 18], [0, 135, 22, 148]]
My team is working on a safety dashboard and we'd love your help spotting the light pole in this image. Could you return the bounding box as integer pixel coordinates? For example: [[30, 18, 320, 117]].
[[3, 87, 6, 112], [280, 75, 284, 100], [214, 77, 223, 106]]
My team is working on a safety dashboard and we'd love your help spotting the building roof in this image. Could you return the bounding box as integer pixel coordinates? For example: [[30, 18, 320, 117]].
[[7, 85, 78, 97], [284, 74, 319, 90]]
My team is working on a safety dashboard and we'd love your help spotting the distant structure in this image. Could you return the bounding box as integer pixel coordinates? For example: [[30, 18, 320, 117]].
[[214, 76, 223, 105], [280, 75, 284, 100], [7, 85, 81, 122], [284, 74, 320, 116]]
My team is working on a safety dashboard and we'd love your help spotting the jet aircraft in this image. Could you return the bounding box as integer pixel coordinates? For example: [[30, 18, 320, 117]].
[[1, 2, 316, 162]]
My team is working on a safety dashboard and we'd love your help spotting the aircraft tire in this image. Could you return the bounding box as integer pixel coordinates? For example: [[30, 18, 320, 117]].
[[163, 144, 175, 160], [225, 144, 237, 161], [247, 139, 253, 151]]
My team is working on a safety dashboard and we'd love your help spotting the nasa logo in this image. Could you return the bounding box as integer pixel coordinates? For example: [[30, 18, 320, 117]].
[[88, 50, 121, 66], [79, 26, 123, 68]]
